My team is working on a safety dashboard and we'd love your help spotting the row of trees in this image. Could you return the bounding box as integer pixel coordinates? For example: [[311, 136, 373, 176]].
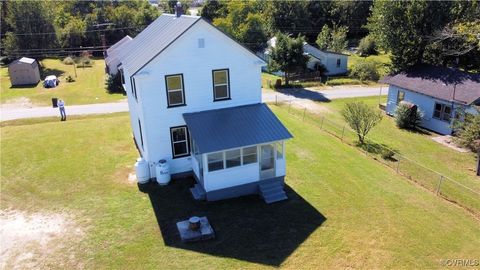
[[1, 1, 159, 59], [203, 0, 479, 73]]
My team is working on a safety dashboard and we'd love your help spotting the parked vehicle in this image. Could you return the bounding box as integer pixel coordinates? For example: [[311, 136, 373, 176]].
[[43, 75, 59, 88]]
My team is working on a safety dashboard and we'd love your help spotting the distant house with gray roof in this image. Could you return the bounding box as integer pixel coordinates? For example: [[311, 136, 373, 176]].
[[105, 35, 132, 75], [381, 65, 480, 135]]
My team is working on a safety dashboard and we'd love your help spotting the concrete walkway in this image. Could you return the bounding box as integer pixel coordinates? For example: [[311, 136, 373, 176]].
[[1, 86, 388, 121]]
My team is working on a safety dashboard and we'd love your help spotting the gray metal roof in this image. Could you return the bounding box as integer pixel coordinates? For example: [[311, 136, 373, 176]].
[[120, 14, 201, 75], [183, 103, 293, 154]]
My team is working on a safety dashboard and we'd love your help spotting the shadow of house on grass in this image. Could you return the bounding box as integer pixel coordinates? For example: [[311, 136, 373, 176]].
[[276, 87, 331, 103], [143, 178, 326, 267]]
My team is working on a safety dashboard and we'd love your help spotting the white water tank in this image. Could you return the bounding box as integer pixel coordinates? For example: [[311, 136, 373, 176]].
[[156, 159, 171, 185], [135, 158, 150, 184]]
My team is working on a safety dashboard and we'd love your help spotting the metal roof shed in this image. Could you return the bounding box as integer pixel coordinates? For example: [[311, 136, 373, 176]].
[[8, 57, 41, 86]]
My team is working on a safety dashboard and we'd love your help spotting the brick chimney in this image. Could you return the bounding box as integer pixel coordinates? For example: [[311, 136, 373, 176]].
[[175, 1, 183, 17]]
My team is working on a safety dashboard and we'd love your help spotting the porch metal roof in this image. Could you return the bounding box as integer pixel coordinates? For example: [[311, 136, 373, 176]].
[[183, 103, 293, 154]]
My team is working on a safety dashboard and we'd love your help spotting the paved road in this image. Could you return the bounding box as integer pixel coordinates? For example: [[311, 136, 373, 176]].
[[262, 85, 388, 103], [1, 102, 129, 121], [1, 86, 388, 121]]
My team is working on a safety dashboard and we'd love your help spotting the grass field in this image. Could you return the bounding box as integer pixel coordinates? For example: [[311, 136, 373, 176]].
[[279, 96, 479, 213], [1, 110, 479, 269], [1, 58, 125, 106]]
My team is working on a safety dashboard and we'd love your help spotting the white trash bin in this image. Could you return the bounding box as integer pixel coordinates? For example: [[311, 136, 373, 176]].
[[156, 159, 171, 185]]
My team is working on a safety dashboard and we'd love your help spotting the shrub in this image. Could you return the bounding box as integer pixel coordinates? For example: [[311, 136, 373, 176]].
[[63, 56, 75, 65], [357, 36, 377, 56], [342, 101, 383, 144], [65, 75, 75, 82], [381, 148, 395, 160], [394, 103, 423, 129], [105, 72, 124, 94], [350, 60, 379, 81], [454, 111, 480, 152]]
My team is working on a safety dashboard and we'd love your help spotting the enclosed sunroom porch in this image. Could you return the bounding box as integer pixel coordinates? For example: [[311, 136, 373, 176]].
[[183, 103, 293, 202]]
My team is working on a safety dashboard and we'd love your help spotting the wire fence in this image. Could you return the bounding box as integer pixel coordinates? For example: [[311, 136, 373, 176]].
[[271, 95, 480, 217]]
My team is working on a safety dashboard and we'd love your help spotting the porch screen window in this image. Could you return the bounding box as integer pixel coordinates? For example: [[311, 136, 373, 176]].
[[208, 152, 224, 172], [276, 142, 283, 159], [170, 126, 189, 158], [165, 74, 185, 107], [242, 146, 257, 165], [226, 149, 241, 168], [397, 91, 405, 104], [433, 103, 452, 122], [213, 69, 230, 101]]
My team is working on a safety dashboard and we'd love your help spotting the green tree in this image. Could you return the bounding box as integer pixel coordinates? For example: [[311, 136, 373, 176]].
[[212, 0, 267, 52], [265, 0, 310, 36], [316, 24, 348, 53], [200, 0, 228, 22], [454, 109, 480, 152], [342, 102, 383, 144], [3, 0, 57, 58], [367, 0, 453, 72], [329, 0, 372, 38], [357, 35, 377, 56], [350, 60, 380, 81], [394, 103, 423, 130], [316, 25, 330, 50], [269, 33, 309, 85]]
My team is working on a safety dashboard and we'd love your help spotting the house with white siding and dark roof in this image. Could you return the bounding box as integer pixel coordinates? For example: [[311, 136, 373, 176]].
[[119, 6, 292, 203], [381, 65, 480, 135]]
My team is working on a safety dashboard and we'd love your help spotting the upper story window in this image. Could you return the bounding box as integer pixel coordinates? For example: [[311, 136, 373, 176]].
[[170, 126, 190, 158], [165, 74, 185, 107], [198, 38, 205, 48], [212, 69, 230, 101], [433, 102, 452, 122], [131, 77, 137, 101], [397, 90, 405, 104], [336, 59, 341, 68]]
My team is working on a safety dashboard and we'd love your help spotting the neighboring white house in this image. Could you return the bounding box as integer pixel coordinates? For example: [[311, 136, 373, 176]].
[[105, 35, 132, 75], [262, 37, 348, 76], [119, 10, 292, 203]]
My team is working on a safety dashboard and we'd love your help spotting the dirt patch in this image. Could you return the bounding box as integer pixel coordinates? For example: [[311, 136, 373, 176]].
[[0, 210, 84, 269], [1, 97, 36, 110], [431, 135, 469, 153]]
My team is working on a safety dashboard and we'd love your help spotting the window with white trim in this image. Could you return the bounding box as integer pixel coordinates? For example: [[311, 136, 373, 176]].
[[433, 102, 452, 122], [170, 126, 189, 158], [242, 146, 257, 165], [208, 152, 224, 172], [165, 74, 185, 107], [213, 69, 230, 101], [397, 90, 405, 104], [226, 149, 241, 168]]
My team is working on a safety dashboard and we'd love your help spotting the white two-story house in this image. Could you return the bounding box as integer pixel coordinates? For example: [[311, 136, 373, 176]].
[[118, 10, 292, 203]]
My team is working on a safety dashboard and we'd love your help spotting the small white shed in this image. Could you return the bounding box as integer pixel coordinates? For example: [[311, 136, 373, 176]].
[[8, 57, 41, 86]]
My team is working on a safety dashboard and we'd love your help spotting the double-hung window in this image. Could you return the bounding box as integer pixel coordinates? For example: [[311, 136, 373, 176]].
[[397, 90, 405, 104], [433, 102, 452, 122], [165, 74, 185, 107], [212, 69, 230, 101], [170, 126, 189, 158]]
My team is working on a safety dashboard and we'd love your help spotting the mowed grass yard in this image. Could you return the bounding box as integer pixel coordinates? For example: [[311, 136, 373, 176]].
[[1, 109, 479, 269], [1, 58, 125, 106]]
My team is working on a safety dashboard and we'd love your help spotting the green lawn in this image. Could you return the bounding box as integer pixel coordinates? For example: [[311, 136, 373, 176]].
[[1, 58, 125, 106], [1, 111, 479, 269], [281, 96, 479, 213]]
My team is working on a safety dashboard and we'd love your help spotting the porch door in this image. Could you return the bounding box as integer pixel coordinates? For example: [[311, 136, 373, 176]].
[[260, 144, 275, 179]]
